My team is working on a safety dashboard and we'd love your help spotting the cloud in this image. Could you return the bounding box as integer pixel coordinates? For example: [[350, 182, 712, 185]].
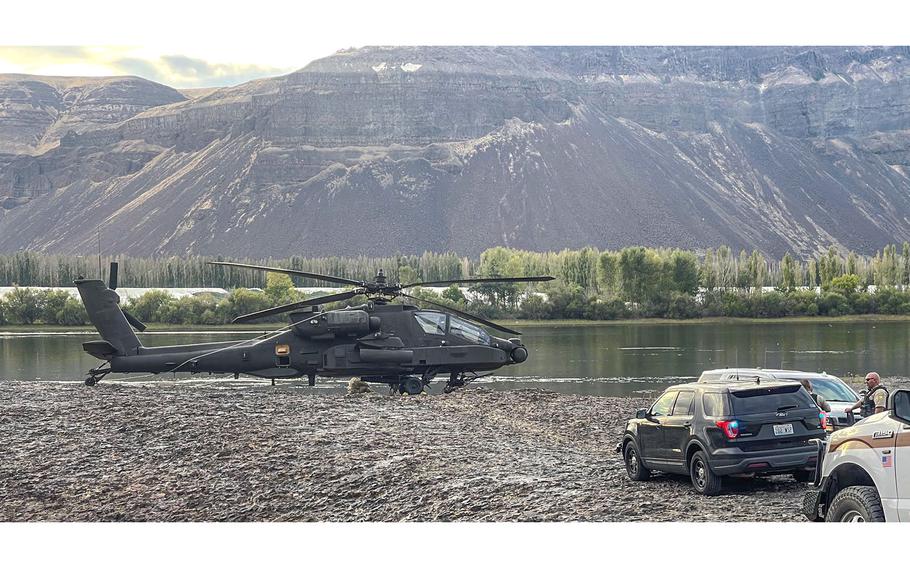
[[0, 46, 295, 88]]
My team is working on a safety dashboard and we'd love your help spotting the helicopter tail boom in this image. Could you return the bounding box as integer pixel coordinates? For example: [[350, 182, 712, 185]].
[[75, 278, 142, 357]]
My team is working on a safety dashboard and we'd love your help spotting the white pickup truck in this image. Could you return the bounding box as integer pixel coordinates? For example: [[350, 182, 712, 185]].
[[804, 388, 910, 521]]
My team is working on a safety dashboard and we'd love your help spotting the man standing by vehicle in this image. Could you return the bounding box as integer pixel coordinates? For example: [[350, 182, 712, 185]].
[[800, 379, 831, 412], [847, 372, 889, 418]]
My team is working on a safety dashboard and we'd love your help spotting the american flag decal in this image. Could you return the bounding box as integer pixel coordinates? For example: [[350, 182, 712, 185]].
[[882, 454, 893, 468]]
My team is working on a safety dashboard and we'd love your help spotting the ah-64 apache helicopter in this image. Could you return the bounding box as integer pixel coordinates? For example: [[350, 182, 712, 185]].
[[76, 261, 553, 394]]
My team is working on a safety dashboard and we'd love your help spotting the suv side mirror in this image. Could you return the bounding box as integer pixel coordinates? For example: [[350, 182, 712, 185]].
[[635, 409, 648, 420], [892, 390, 910, 422]]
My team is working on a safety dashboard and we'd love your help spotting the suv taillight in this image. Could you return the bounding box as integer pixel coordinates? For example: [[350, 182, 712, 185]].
[[715, 420, 739, 439]]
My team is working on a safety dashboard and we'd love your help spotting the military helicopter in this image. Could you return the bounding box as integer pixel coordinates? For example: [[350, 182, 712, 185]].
[[76, 261, 553, 394]]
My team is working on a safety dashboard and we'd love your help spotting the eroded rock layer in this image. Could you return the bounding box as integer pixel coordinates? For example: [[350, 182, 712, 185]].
[[1, 47, 910, 257]]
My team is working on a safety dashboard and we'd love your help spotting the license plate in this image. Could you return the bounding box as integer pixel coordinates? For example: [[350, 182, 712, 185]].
[[773, 423, 794, 436]]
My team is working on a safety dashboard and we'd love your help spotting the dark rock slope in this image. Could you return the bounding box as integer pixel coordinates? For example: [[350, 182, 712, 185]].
[[1, 47, 909, 258]]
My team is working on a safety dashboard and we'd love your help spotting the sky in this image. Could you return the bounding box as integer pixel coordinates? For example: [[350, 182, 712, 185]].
[[0, 46, 299, 88], [1, 0, 907, 89]]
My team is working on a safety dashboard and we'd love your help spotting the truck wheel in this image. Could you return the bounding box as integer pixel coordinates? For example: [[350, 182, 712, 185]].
[[826, 486, 885, 522], [792, 469, 814, 483], [689, 451, 722, 496], [623, 442, 651, 481]]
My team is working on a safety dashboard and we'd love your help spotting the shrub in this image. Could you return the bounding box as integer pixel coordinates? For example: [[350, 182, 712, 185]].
[[818, 291, 851, 316], [664, 292, 702, 319], [126, 290, 175, 322], [3, 287, 43, 324], [56, 297, 89, 325]]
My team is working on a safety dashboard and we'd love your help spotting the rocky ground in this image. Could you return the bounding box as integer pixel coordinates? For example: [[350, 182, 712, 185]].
[[0, 381, 820, 522]]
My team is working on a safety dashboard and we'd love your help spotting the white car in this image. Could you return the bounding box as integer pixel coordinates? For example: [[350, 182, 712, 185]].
[[697, 368, 861, 431], [803, 389, 910, 521]]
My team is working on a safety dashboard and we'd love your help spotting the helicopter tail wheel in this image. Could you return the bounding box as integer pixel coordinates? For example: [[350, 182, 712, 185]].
[[399, 376, 424, 395], [84, 364, 111, 386]]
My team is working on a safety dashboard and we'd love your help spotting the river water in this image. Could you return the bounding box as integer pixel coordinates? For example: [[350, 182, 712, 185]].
[[2, 320, 908, 396]]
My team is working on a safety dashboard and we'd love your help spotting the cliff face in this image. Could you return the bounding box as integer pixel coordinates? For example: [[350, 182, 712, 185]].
[[1, 47, 909, 258]]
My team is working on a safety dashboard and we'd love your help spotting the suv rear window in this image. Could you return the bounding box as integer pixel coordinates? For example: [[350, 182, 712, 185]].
[[730, 385, 813, 414]]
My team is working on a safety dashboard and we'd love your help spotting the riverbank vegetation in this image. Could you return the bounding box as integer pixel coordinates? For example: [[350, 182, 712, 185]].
[[5, 245, 910, 325]]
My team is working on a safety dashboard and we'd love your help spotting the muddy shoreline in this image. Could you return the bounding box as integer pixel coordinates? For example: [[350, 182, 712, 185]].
[[0, 382, 826, 521]]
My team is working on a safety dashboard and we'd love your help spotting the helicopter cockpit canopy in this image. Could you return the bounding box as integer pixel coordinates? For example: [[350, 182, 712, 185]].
[[414, 311, 490, 345]]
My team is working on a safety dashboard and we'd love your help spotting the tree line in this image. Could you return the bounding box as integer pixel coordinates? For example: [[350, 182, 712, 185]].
[[5, 245, 910, 325]]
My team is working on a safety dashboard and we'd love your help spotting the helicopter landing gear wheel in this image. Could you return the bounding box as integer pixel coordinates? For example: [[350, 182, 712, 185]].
[[444, 372, 467, 394], [84, 364, 110, 386], [399, 376, 424, 395]]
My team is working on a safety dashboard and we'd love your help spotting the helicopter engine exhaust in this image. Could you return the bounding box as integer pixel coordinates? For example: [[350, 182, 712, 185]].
[[293, 310, 380, 338]]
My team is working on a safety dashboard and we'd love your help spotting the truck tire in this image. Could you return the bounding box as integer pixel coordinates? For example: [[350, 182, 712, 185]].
[[624, 442, 651, 481], [826, 486, 885, 522], [689, 451, 722, 496]]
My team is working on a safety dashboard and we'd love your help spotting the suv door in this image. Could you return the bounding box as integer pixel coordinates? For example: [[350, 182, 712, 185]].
[[661, 389, 696, 467], [639, 391, 678, 462]]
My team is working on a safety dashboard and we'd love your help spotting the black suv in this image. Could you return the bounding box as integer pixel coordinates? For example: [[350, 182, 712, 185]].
[[616, 381, 827, 495]]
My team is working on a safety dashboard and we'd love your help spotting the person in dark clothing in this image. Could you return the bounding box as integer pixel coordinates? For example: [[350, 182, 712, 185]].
[[799, 379, 831, 412]]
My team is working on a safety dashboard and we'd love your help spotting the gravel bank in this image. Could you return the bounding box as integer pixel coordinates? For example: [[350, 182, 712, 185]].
[[1, 382, 814, 522]]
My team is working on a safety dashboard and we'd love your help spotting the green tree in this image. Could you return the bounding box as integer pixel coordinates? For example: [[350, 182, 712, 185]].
[[779, 253, 798, 292], [829, 274, 861, 297], [39, 290, 72, 324], [56, 297, 89, 325], [397, 265, 419, 286], [125, 290, 175, 322], [4, 287, 43, 324], [618, 247, 661, 303], [700, 249, 718, 291], [265, 272, 296, 303], [597, 251, 620, 297], [665, 250, 699, 295], [442, 284, 466, 305]]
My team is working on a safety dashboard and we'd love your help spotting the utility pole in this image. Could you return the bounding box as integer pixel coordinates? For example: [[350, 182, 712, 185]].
[[97, 226, 103, 280]]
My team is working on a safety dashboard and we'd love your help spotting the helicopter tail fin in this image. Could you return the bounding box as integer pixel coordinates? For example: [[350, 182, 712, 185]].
[[75, 277, 143, 356]]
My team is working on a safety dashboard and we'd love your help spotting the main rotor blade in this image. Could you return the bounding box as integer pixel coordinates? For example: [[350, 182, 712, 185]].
[[208, 261, 364, 287], [232, 289, 361, 323], [399, 292, 522, 336], [401, 276, 555, 289]]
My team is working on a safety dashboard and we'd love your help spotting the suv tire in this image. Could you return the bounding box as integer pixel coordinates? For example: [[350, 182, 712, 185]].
[[624, 442, 651, 481], [689, 451, 722, 496], [826, 486, 885, 522]]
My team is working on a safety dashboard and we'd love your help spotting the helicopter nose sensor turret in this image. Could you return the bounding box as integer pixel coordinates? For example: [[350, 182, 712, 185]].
[[510, 346, 529, 363]]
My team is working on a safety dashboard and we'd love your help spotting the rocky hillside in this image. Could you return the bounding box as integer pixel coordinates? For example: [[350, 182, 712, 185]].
[[1, 47, 909, 258]]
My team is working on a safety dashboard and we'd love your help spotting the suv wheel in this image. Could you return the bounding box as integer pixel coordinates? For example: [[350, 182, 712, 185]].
[[624, 442, 651, 481], [826, 486, 885, 522], [689, 451, 722, 496]]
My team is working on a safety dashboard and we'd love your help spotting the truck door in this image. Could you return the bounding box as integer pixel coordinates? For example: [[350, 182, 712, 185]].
[[892, 390, 910, 521]]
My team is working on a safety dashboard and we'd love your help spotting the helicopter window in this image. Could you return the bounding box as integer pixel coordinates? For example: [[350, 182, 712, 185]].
[[449, 317, 490, 345], [414, 311, 448, 335]]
